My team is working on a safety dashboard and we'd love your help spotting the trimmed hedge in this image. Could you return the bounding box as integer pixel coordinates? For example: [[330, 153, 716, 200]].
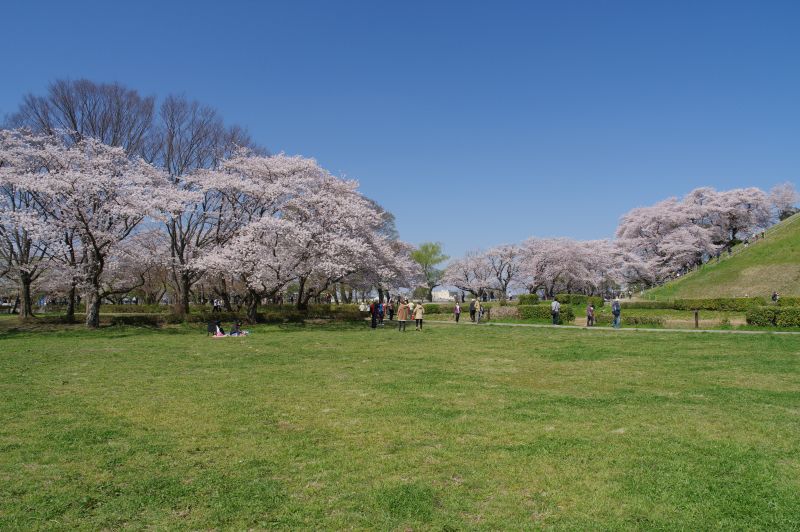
[[488, 306, 519, 319], [620, 301, 674, 309], [746, 306, 800, 327], [673, 297, 766, 311], [518, 304, 575, 324], [594, 314, 665, 327], [776, 297, 800, 307], [516, 294, 541, 305], [555, 294, 605, 308]]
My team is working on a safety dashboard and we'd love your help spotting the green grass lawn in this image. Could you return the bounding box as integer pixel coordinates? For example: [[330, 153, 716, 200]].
[[2, 321, 800, 529]]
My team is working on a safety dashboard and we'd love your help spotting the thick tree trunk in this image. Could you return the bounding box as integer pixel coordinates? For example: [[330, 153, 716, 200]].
[[246, 289, 259, 324], [378, 288, 385, 303], [85, 291, 101, 328], [178, 272, 191, 316], [18, 273, 34, 319], [296, 277, 307, 310], [65, 284, 77, 323]]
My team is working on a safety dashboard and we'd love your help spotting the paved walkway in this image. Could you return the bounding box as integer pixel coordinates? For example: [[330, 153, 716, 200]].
[[425, 320, 800, 336]]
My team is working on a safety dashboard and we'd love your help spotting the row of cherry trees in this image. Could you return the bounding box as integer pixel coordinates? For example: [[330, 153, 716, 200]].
[[0, 129, 419, 327], [444, 184, 798, 299]]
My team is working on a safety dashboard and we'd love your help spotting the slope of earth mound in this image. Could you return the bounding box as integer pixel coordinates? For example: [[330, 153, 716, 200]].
[[645, 212, 800, 300]]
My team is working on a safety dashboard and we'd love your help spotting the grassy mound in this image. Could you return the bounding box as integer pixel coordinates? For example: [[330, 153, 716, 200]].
[[646, 212, 800, 300]]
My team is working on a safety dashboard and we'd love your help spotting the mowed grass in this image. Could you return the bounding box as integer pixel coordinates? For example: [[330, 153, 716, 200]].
[[1, 321, 800, 529]]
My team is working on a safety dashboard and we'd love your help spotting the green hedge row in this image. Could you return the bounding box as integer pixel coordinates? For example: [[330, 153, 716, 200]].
[[518, 305, 575, 324], [620, 301, 674, 309], [672, 297, 766, 311], [516, 294, 541, 305], [594, 314, 665, 327], [776, 297, 800, 307], [555, 294, 605, 307], [746, 307, 800, 327]]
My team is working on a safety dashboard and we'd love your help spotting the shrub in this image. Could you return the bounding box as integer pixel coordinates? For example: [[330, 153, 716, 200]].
[[516, 294, 541, 305], [776, 297, 800, 307], [775, 307, 800, 327], [673, 297, 766, 311], [746, 307, 779, 326], [620, 301, 674, 309], [518, 305, 574, 324], [555, 294, 604, 308], [422, 303, 441, 314], [744, 306, 800, 327], [594, 314, 665, 327], [488, 306, 519, 319]]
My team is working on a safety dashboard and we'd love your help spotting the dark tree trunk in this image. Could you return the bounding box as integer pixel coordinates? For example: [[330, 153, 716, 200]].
[[378, 288, 385, 303], [179, 272, 191, 316], [85, 291, 101, 328], [296, 277, 307, 310], [65, 284, 77, 323], [246, 289, 259, 323], [19, 273, 34, 319]]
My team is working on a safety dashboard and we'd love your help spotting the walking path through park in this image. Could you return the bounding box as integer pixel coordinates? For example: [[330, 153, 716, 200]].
[[425, 320, 800, 335]]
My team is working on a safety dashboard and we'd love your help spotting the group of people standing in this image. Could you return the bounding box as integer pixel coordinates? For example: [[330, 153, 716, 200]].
[[552, 298, 622, 328], [369, 298, 425, 331]]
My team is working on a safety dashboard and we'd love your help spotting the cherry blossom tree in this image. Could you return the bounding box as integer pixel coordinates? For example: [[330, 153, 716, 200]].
[[0, 129, 64, 318], [443, 251, 493, 298], [485, 244, 521, 299], [708, 187, 772, 244], [3, 131, 177, 327], [769, 182, 799, 221]]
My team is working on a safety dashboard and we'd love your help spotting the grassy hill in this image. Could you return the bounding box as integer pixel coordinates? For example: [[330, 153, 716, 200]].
[[645, 212, 800, 300]]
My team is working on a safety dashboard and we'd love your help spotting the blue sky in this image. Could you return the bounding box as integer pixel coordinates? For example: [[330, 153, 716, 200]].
[[2, 0, 799, 257]]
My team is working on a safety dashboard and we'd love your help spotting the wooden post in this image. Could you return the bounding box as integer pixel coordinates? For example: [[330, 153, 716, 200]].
[[694, 310, 699, 329]]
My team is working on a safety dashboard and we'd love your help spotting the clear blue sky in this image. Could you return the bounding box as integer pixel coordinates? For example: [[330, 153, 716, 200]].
[[2, 0, 799, 257]]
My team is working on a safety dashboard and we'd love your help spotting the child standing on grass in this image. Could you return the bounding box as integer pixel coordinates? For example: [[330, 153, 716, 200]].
[[454, 302, 461, 323], [414, 302, 425, 330]]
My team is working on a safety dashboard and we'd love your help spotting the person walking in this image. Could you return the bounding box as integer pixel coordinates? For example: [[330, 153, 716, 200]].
[[475, 299, 483, 324], [454, 302, 461, 323], [413, 302, 425, 330], [551, 299, 561, 325], [469, 299, 476, 322], [377, 302, 385, 326], [369, 300, 378, 329], [387, 300, 395, 321], [586, 303, 595, 327], [611, 298, 621, 328], [397, 299, 410, 332]]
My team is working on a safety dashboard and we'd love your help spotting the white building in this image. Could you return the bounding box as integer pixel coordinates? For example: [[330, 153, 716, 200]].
[[432, 289, 456, 302]]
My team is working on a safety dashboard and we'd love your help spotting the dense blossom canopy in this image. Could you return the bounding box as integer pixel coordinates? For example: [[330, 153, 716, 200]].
[[0, 129, 420, 325]]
